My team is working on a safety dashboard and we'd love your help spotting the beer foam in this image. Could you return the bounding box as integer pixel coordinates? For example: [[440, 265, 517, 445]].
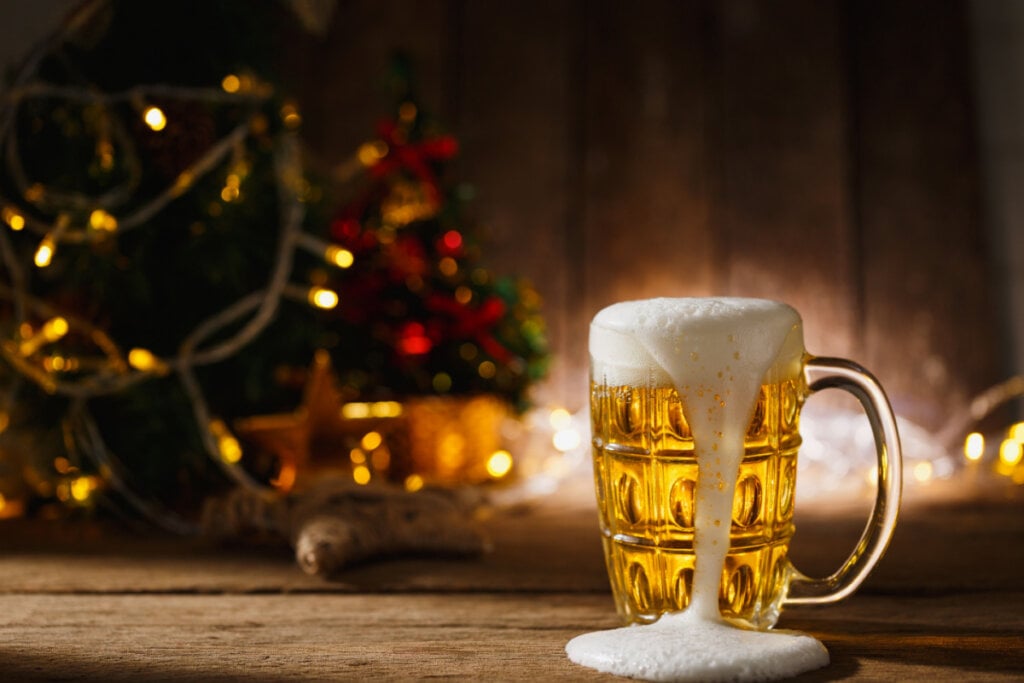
[[570, 297, 828, 681], [565, 610, 829, 683]]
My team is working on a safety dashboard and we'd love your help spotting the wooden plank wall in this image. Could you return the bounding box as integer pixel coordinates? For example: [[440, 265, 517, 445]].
[[291, 0, 1002, 432]]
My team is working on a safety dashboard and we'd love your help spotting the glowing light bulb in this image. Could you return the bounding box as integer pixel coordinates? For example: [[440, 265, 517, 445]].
[[210, 419, 242, 464], [341, 402, 370, 419], [486, 450, 513, 479], [1011, 422, 1024, 444], [88, 209, 118, 232], [308, 286, 339, 310], [70, 476, 96, 502], [127, 348, 165, 373], [549, 408, 572, 430], [404, 474, 424, 492], [999, 438, 1023, 467], [34, 238, 55, 267], [357, 141, 388, 166], [913, 461, 933, 483], [280, 103, 302, 129], [361, 431, 383, 451], [221, 74, 241, 93], [42, 317, 68, 341], [143, 106, 167, 132], [353, 465, 371, 485], [553, 428, 581, 452], [964, 432, 985, 461], [3, 207, 25, 231], [325, 245, 354, 268], [477, 361, 496, 379], [439, 257, 458, 277]]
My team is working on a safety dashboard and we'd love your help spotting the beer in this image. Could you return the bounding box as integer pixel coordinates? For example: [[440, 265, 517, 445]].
[[591, 377, 803, 628]]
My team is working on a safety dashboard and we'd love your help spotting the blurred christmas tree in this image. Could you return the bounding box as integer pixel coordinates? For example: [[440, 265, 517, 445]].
[[0, 0, 548, 527]]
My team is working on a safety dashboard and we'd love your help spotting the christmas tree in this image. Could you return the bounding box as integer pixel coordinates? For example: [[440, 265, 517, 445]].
[[0, 0, 548, 527]]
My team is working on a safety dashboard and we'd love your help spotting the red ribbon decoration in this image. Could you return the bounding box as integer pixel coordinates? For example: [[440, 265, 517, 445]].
[[367, 119, 458, 207], [425, 294, 513, 364]]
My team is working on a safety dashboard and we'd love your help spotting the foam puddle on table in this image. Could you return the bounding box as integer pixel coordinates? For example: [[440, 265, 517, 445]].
[[567, 298, 829, 682]]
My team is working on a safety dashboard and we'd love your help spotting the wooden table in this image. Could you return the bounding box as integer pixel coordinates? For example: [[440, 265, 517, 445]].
[[1, 476, 1022, 681]]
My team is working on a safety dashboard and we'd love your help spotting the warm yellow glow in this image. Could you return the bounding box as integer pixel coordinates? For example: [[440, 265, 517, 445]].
[[128, 347, 162, 372], [372, 401, 402, 417], [477, 361, 496, 379], [326, 245, 354, 268], [553, 428, 582, 453], [210, 419, 242, 463], [3, 207, 25, 231], [454, 286, 472, 305], [280, 103, 302, 129], [357, 141, 388, 166], [173, 172, 194, 196], [54, 456, 70, 474], [549, 408, 572, 430], [349, 448, 366, 464], [352, 464, 371, 485], [143, 106, 167, 131], [1011, 422, 1024, 444], [964, 432, 985, 461], [0, 411, 9, 434], [404, 474, 424, 492], [439, 257, 458, 277], [43, 317, 68, 341], [70, 475, 97, 502], [486, 450, 513, 479], [341, 403, 370, 419], [999, 438, 1023, 466], [0, 493, 5, 513], [220, 185, 240, 202], [89, 209, 118, 232], [221, 74, 241, 93], [34, 238, 55, 267], [913, 461, 933, 483], [361, 431, 383, 451], [308, 286, 339, 310]]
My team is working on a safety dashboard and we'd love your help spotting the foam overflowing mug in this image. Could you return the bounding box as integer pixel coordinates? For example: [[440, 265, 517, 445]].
[[568, 297, 902, 682]]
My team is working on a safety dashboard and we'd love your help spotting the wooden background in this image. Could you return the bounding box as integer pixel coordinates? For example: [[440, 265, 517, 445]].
[[285, 0, 1001, 431]]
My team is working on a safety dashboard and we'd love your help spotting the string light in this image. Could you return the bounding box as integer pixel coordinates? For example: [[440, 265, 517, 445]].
[[33, 237, 55, 267], [280, 102, 301, 129], [404, 474, 424, 492], [357, 141, 388, 166], [308, 286, 338, 310], [325, 244, 354, 268], [340, 401, 402, 419], [486, 450, 513, 479], [1000, 439, 1023, 467], [209, 419, 242, 464], [142, 105, 167, 132], [127, 347, 169, 375], [221, 74, 241, 93], [352, 464, 371, 485], [964, 432, 985, 461], [360, 431, 382, 451], [88, 209, 117, 232], [2, 207, 25, 231], [1011, 422, 1024, 444]]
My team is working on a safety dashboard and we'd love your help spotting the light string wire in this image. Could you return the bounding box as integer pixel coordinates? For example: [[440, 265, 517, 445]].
[[0, 0, 340, 531]]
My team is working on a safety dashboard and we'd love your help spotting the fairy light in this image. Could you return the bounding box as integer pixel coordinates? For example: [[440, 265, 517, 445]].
[[221, 74, 241, 93], [913, 460, 934, 483], [33, 237, 55, 267], [3, 207, 25, 231], [43, 317, 69, 341], [88, 209, 118, 232], [404, 474, 424, 492], [357, 141, 388, 166], [454, 286, 472, 305], [486, 450, 513, 479], [439, 257, 458, 277], [325, 245, 354, 268], [352, 464, 371, 485], [371, 447, 390, 470], [70, 475, 97, 502], [127, 347, 169, 375], [432, 372, 452, 393], [349, 448, 366, 465], [360, 431, 382, 451], [143, 105, 167, 132], [478, 360, 496, 379], [210, 419, 242, 464], [553, 428, 582, 453], [308, 286, 338, 310], [964, 432, 985, 461], [1000, 438, 1023, 467], [340, 401, 402, 419], [1011, 422, 1024, 444]]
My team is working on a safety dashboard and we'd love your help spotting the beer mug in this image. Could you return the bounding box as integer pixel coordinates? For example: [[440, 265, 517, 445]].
[[589, 297, 902, 629]]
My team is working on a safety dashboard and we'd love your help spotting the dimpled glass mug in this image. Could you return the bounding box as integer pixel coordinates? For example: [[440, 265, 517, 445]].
[[588, 297, 902, 629]]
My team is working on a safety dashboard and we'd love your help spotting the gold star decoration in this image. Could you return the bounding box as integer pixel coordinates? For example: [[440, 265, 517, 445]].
[[233, 350, 402, 491]]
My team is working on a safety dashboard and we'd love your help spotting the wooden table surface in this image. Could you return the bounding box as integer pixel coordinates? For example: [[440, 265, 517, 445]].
[[1, 475, 1022, 681]]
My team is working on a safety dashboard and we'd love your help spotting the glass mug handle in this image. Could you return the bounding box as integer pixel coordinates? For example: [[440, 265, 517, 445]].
[[784, 356, 903, 605]]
